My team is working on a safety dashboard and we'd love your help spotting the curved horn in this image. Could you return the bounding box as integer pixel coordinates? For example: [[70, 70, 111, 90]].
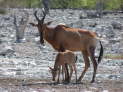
[[34, 11, 41, 22], [34, 9, 47, 24], [41, 9, 47, 24]]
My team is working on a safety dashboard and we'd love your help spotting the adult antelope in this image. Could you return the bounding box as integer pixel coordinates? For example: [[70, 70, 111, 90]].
[[30, 10, 103, 83], [49, 50, 77, 83]]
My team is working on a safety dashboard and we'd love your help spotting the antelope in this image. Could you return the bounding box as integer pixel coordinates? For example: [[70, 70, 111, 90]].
[[49, 50, 77, 83], [30, 10, 103, 83]]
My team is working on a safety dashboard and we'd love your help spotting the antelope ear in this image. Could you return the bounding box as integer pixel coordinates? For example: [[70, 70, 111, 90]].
[[46, 21, 53, 25], [29, 23, 37, 27]]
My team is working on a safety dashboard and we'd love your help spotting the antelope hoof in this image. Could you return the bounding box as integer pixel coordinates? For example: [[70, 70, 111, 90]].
[[63, 80, 69, 84], [77, 78, 81, 83], [64, 79, 70, 84]]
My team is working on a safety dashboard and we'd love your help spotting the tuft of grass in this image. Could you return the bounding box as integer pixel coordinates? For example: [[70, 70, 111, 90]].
[[104, 54, 123, 59]]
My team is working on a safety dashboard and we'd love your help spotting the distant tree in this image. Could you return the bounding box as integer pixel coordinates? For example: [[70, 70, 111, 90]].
[[120, 0, 123, 11], [42, 0, 50, 14], [28, 0, 32, 8], [96, 0, 104, 17]]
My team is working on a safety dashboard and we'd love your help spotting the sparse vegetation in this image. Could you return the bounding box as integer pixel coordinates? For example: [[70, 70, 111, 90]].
[[0, 0, 123, 10], [0, 0, 41, 8], [104, 54, 123, 59]]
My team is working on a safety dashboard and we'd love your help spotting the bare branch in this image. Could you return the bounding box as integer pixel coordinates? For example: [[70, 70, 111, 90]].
[[13, 10, 29, 42], [19, 10, 29, 33]]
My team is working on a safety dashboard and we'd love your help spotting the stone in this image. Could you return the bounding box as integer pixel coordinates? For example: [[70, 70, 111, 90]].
[[86, 11, 100, 18], [111, 21, 123, 30], [0, 45, 15, 56]]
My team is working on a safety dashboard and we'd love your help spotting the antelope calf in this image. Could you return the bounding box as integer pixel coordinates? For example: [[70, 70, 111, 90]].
[[30, 10, 103, 83], [49, 50, 77, 83]]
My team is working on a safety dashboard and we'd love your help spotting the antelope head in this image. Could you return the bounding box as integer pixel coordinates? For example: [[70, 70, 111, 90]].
[[30, 10, 52, 45], [49, 66, 57, 81]]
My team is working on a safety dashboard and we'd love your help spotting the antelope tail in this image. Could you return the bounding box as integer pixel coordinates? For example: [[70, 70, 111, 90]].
[[98, 41, 103, 64]]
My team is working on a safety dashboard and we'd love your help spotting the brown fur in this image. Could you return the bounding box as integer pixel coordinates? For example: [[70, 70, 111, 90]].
[[49, 50, 77, 83], [30, 11, 103, 83]]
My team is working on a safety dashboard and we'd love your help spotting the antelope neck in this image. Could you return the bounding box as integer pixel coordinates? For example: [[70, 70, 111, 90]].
[[44, 26, 55, 41]]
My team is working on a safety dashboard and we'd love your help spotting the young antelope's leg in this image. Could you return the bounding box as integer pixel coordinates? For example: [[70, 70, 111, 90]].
[[63, 65, 67, 83], [69, 65, 73, 81], [77, 51, 90, 82], [62, 66, 65, 81], [63, 64, 70, 83], [73, 64, 77, 83], [57, 67, 61, 83], [65, 63, 70, 83]]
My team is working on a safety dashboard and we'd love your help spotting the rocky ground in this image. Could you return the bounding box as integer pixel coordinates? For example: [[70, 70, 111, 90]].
[[0, 8, 123, 92]]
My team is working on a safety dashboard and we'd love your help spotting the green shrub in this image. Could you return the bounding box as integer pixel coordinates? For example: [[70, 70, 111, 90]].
[[105, 0, 121, 10], [0, 0, 123, 10]]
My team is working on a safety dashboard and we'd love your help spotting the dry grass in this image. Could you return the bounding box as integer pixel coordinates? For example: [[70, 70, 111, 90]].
[[104, 54, 123, 59]]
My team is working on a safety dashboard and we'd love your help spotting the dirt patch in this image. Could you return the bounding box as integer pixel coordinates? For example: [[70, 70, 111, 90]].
[[0, 78, 123, 92]]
